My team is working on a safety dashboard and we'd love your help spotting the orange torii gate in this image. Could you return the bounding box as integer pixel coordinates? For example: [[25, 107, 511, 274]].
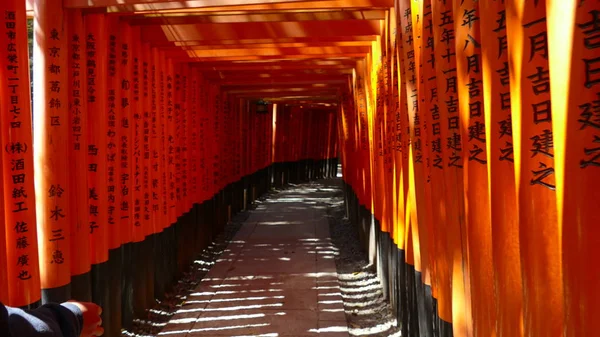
[[2, 1, 341, 335]]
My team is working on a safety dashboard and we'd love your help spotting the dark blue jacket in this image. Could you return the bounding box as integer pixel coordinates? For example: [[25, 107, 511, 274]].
[[0, 302, 83, 337]]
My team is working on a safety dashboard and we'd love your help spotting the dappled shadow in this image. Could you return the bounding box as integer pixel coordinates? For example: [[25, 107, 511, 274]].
[[124, 180, 351, 337], [320, 179, 402, 337]]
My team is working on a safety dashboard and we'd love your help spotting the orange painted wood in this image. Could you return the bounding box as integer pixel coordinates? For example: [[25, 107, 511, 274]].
[[392, 33, 410, 252], [106, 0, 394, 14], [174, 64, 184, 215], [430, 0, 470, 331], [85, 13, 109, 264], [67, 9, 92, 276], [165, 59, 176, 223], [158, 51, 169, 228], [33, 0, 72, 291], [141, 42, 154, 237], [506, 1, 564, 336], [150, 47, 162, 233], [107, 16, 122, 250], [547, 0, 600, 335], [119, 21, 134, 245], [452, 0, 495, 335], [131, 27, 146, 243], [480, 1, 523, 336], [0, 0, 41, 307]]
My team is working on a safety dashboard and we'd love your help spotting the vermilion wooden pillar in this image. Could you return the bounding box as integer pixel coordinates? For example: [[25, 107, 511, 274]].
[[547, 1, 600, 335], [480, 1, 523, 336], [119, 20, 134, 331], [0, 179, 6, 304], [67, 8, 92, 303], [141, 41, 155, 307], [85, 12, 111, 334], [106, 17, 123, 337], [33, 0, 72, 304], [506, 2, 564, 336], [452, 0, 495, 336], [0, 0, 41, 308], [130, 25, 149, 320], [430, 1, 471, 335]]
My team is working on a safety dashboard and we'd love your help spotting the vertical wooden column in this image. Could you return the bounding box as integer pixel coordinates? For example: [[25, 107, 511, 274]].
[[174, 67, 183, 218], [0, 179, 6, 303], [356, 60, 372, 216], [393, 35, 409, 258], [414, 3, 436, 326], [166, 59, 176, 224], [397, 0, 418, 278], [182, 67, 191, 213], [372, 44, 386, 233], [120, 21, 133, 248], [0, 0, 41, 308], [430, 1, 470, 335], [452, 0, 495, 335], [209, 84, 219, 201], [141, 42, 154, 306], [106, 17, 123, 336], [420, 0, 450, 328], [67, 8, 92, 302], [106, 16, 122, 252], [150, 47, 160, 235], [480, 1, 523, 336], [158, 52, 168, 232], [119, 20, 134, 330], [149, 47, 163, 297], [130, 26, 148, 319], [198, 75, 209, 206], [85, 12, 110, 333], [85, 13, 108, 269], [416, 1, 450, 326], [547, 1, 600, 335], [189, 70, 200, 208], [33, 0, 72, 304], [506, 2, 564, 336]]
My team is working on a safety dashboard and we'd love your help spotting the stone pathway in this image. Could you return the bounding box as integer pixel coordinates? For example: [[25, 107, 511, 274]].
[[157, 184, 349, 337]]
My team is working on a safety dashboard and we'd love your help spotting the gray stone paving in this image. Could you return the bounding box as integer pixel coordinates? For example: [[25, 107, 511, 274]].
[[157, 184, 349, 337]]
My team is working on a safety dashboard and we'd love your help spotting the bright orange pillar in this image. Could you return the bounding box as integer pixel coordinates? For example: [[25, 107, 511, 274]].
[[33, 0, 72, 302], [547, 0, 600, 335], [86, 13, 108, 266], [120, 21, 133, 246], [506, 1, 564, 336], [0, 185, 6, 303], [189, 70, 200, 205], [141, 42, 153, 237], [158, 51, 168, 229], [150, 47, 161, 233], [131, 27, 145, 242], [1, 0, 41, 307], [107, 17, 122, 251], [166, 59, 176, 223], [393, 35, 409, 253], [67, 9, 91, 299], [452, 0, 496, 335], [430, 1, 471, 334], [480, 1, 523, 336]]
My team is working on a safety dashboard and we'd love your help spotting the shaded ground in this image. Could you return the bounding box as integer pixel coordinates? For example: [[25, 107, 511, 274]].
[[123, 178, 400, 337], [122, 208, 252, 337], [316, 180, 401, 337]]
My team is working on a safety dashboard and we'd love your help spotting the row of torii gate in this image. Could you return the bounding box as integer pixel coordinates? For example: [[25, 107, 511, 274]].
[[1, 0, 599, 337], [0, 1, 341, 336]]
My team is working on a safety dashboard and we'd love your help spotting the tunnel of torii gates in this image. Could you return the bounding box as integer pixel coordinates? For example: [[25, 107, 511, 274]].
[[0, 0, 598, 336]]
